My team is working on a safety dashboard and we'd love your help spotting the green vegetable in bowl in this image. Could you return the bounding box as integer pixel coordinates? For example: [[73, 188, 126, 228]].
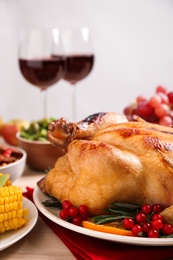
[[20, 117, 56, 141]]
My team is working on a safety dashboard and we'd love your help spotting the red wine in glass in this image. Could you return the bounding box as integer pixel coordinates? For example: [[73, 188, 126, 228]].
[[18, 28, 65, 118], [61, 27, 94, 122], [19, 56, 65, 90], [63, 54, 94, 85]]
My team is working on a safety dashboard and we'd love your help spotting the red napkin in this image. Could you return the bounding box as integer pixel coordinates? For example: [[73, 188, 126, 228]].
[[24, 187, 173, 260]]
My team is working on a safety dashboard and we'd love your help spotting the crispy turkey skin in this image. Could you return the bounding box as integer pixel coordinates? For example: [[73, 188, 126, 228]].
[[47, 112, 128, 150], [44, 118, 173, 218]]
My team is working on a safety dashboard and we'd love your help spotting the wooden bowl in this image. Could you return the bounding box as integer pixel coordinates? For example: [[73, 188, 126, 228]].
[[16, 132, 64, 171]]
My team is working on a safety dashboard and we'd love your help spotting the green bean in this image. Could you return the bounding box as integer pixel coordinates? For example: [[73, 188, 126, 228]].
[[19, 117, 56, 141]]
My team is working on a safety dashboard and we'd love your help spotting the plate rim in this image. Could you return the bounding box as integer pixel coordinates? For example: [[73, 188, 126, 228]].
[[33, 186, 173, 246], [0, 197, 38, 251]]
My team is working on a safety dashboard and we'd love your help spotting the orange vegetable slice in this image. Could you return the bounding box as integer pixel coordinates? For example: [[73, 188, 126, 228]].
[[82, 219, 134, 236]]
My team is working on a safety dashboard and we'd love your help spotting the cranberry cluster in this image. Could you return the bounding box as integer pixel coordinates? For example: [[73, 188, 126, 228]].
[[123, 85, 173, 126], [122, 203, 173, 238], [59, 200, 89, 226]]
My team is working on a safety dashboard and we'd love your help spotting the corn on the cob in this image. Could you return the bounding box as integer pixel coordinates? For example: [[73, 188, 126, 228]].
[[0, 184, 29, 233]]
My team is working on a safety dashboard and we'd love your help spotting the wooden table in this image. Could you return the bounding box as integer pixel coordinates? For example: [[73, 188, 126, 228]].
[[0, 167, 76, 259]]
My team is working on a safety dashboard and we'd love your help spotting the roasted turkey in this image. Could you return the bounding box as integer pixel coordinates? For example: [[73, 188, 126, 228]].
[[41, 112, 173, 223], [47, 112, 128, 150]]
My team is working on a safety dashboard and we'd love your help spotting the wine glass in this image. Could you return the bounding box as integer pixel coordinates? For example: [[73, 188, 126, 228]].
[[61, 27, 94, 121], [18, 28, 65, 118]]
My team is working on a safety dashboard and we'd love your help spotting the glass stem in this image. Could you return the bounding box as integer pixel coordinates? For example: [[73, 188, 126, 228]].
[[41, 89, 47, 118], [72, 85, 77, 122]]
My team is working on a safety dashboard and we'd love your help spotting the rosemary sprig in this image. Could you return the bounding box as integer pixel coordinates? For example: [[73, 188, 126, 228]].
[[111, 202, 141, 209], [159, 234, 173, 238], [92, 202, 140, 225], [109, 208, 138, 215], [42, 198, 62, 208], [92, 215, 134, 225]]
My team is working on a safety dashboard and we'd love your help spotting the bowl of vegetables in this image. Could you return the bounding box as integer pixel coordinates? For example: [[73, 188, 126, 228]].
[[0, 144, 26, 182], [16, 118, 65, 171]]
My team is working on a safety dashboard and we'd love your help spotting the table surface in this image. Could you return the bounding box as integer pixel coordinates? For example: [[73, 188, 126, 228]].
[[0, 166, 76, 259]]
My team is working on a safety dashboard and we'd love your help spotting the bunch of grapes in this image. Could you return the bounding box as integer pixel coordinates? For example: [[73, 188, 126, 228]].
[[123, 86, 173, 126]]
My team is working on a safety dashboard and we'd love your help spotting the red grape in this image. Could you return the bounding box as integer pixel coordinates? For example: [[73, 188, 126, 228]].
[[123, 85, 173, 126], [136, 96, 147, 103], [158, 92, 169, 104], [159, 116, 173, 126], [156, 85, 167, 94], [148, 95, 162, 108], [136, 102, 153, 117], [155, 104, 169, 117], [168, 91, 173, 103]]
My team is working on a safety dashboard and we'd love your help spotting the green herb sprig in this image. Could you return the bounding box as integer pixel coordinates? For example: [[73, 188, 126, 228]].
[[92, 202, 141, 225]]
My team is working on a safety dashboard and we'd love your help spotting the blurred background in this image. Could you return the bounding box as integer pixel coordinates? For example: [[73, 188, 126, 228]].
[[1, 0, 173, 122]]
